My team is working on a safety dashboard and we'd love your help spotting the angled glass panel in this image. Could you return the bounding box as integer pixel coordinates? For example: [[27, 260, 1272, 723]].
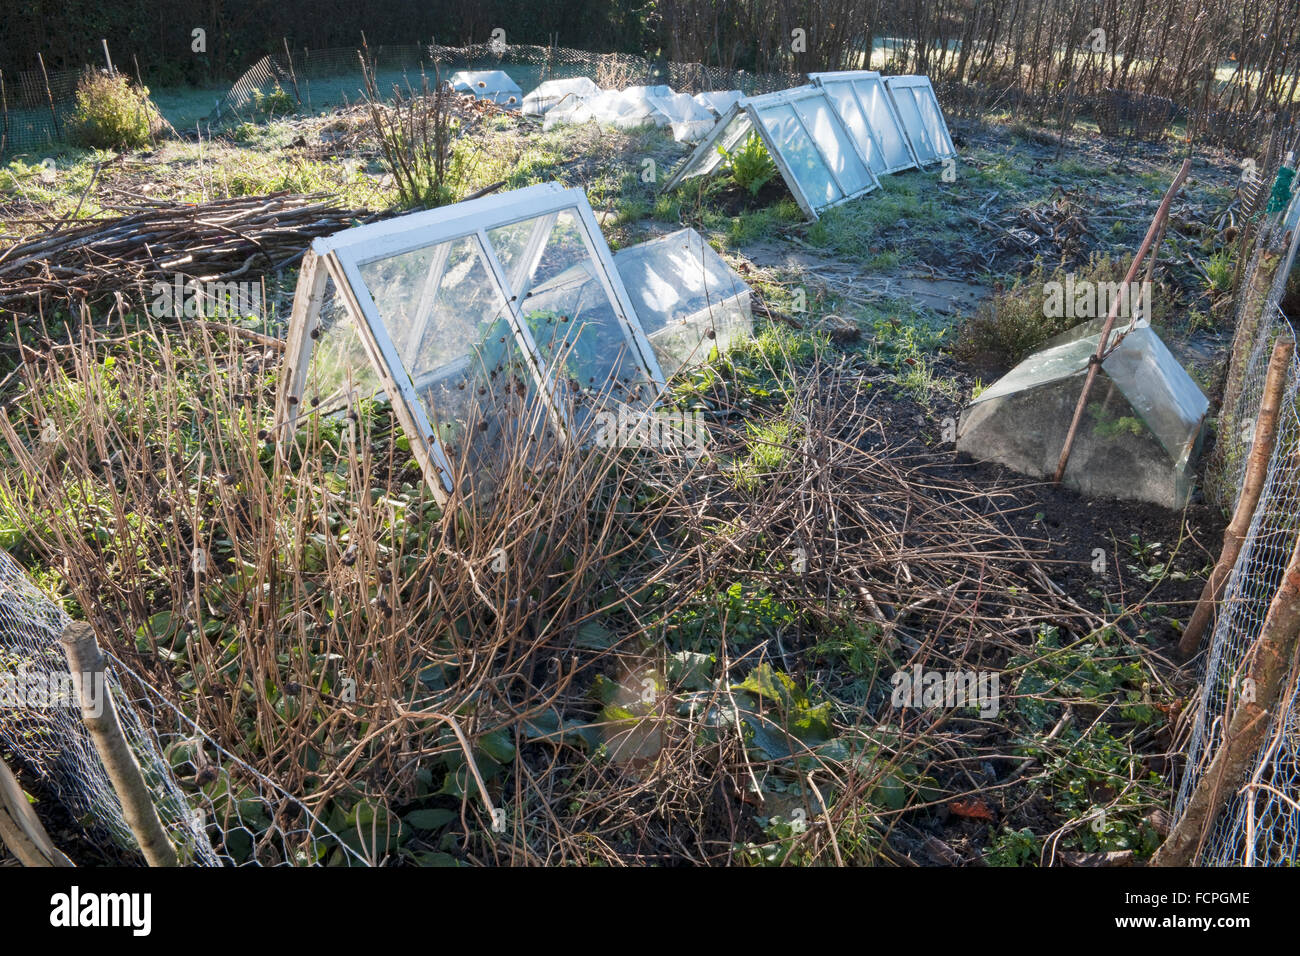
[[357, 235, 543, 470], [303, 275, 383, 415], [614, 228, 753, 378], [670, 109, 755, 183], [1101, 326, 1209, 464], [791, 94, 875, 196], [818, 79, 887, 176], [753, 103, 842, 208], [489, 210, 657, 425], [855, 78, 915, 171], [890, 85, 936, 163], [913, 83, 956, 159]]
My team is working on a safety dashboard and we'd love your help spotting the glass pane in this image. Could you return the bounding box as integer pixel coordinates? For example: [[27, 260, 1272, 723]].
[[755, 104, 841, 208], [304, 276, 382, 415], [855, 79, 913, 169], [357, 236, 545, 477], [821, 81, 886, 175], [792, 95, 873, 195], [679, 111, 753, 180], [893, 87, 935, 163], [613, 228, 753, 377], [489, 210, 656, 427], [913, 85, 952, 158]]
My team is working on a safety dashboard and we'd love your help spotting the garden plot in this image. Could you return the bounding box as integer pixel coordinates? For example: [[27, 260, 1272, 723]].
[[0, 65, 1252, 868]]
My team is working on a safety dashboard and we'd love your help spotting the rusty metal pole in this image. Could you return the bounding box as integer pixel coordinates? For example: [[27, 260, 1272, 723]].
[[1053, 158, 1192, 484]]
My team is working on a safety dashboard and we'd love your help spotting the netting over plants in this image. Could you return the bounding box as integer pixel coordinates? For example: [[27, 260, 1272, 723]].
[[0, 548, 363, 865]]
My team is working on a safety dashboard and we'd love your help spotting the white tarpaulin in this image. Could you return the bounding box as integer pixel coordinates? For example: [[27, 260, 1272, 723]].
[[693, 90, 742, 117], [450, 70, 523, 108], [522, 77, 601, 117], [542, 83, 716, 142]]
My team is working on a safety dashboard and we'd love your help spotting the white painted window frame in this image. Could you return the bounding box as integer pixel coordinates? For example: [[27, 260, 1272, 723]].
[[661, 85, 882, 220], [277, 183, 666, 503], [883, 75, 958, 166], [807, 70, 920, 174]]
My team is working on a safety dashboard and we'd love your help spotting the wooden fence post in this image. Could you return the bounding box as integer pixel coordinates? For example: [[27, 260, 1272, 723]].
[[1180, 336, 1294, 657], [59, 622, 178, 866], [1152, 525, 1300, 865]]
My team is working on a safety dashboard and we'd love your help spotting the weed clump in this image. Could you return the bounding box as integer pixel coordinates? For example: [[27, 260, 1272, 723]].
[[954, 253, 1129, 372], [66, 70, 166, 151]]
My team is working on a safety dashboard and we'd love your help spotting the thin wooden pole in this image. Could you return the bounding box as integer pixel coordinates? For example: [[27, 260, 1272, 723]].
[[36, 53, 61, 140], [1180, 336, 1294, 657], [0, 70, 9, 156], [1053, 158, 1192, 483], [59, 622, 179, 866], [282, 38, 302, 105]]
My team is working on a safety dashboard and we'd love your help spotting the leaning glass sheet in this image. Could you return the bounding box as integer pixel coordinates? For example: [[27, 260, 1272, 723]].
[[957, 319, 1208, 508], [661, 106, 755, 184], [884, 76, 956, 165], [753, 100, 844, 208], [488, 209, 659, 427], [810, 71, 916, 174], [790, 93, 876, 196], [613, 228, 753, 377], [279, 183, 664, 502]]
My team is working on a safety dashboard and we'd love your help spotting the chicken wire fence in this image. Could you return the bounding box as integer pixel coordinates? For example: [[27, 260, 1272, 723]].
[[0, 548, 365, 866], [210, 42, 800, 122], [1176, 131, 1300, 865]]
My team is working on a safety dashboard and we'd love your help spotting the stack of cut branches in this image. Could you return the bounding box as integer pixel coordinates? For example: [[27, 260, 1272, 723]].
[[0, 193, 377, 314]]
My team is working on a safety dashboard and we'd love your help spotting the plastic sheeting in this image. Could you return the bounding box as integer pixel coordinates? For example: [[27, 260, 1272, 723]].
[[693, 90, 742, 117], [522, 77, 600, 117], [541, 83, 716, 142], [957, 319, 1209, 508], [450, 70, 523, 108]]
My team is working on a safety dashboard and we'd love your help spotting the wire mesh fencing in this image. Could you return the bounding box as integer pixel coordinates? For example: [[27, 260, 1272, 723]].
[[0, 64, 87, 155], [1177, 144, 1300, 865], [211, 42, 801, 123], [0, 548, 364, 866]]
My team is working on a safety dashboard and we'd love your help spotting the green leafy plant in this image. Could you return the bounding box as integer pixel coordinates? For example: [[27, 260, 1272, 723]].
[[719, 131, 777, 196], [65, 70, 166, 150], [251, 83, 295, 118], [1088, 401, 1145, 440], [1204, 249, 1235, 298]]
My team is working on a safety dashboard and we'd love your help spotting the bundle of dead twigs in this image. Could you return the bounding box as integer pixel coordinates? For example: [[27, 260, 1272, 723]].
[[0, 192, 377, 314]]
